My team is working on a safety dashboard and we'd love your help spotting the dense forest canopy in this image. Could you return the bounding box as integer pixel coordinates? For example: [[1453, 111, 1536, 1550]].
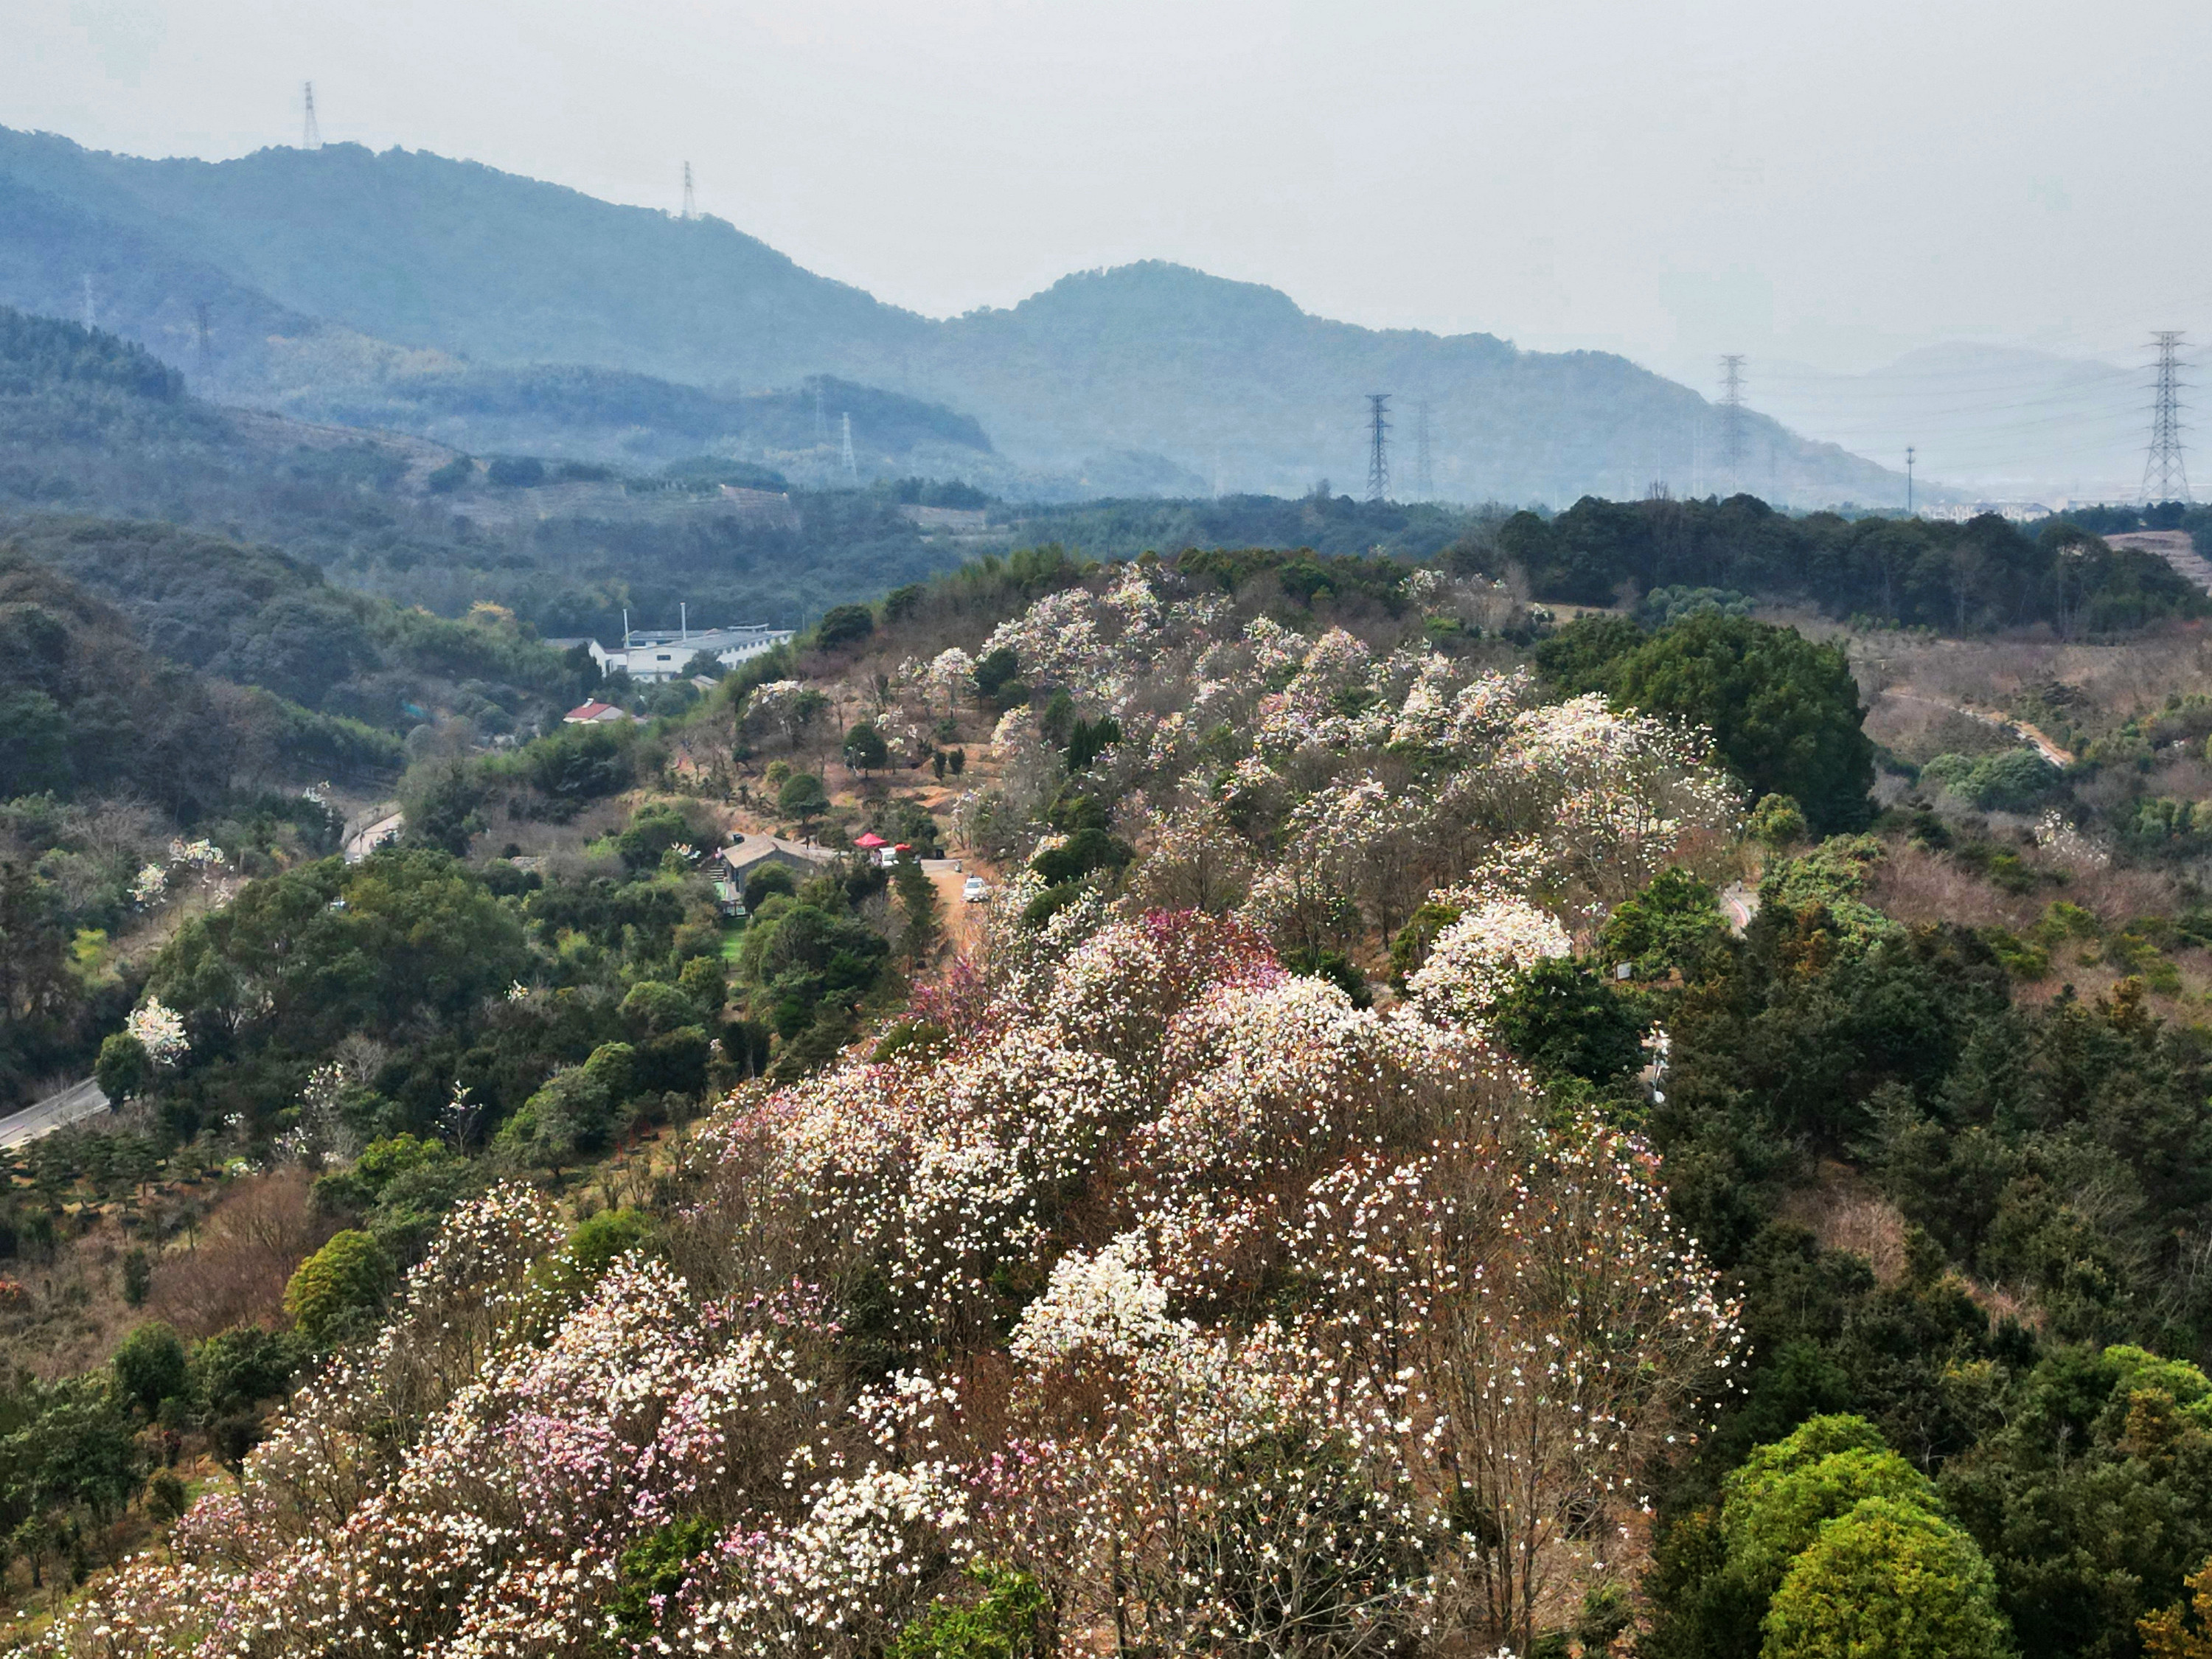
[[1502, 493, 2208, 634], [0, 310, 179, 403]]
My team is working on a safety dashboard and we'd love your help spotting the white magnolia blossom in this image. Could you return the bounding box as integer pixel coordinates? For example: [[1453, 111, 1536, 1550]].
[[167, 836, 227, 870], [1408, 896, 1573, 1024], [37, 568, 1764, 1659], [1009, 1236, 1181, 1365], [124, 996, 189, 1065]]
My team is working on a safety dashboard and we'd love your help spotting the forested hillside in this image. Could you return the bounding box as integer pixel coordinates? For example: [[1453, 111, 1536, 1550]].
[[3, 518, 580, 733], [0, 306, 993, 635], [1, 232, 2210, 1659], [0, 554, 392, 814], [3, 536, 2212, 1656]]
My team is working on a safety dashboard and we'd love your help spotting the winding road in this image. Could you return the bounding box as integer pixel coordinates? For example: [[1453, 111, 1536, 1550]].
[[0, 1077, 111, 1150]]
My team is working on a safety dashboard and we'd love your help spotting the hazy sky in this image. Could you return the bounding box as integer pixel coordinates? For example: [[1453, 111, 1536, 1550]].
[[10, 0, 2212, 394]]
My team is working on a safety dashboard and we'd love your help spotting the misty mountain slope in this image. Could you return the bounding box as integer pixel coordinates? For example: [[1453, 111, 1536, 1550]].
[[292, 365, 995, 476], [0, 170, 316, 388], [925, 262, 1903, 501], [0, 125, 1905, 503], [0, 127, 931, 388], [1754, 341, 2143, 500]]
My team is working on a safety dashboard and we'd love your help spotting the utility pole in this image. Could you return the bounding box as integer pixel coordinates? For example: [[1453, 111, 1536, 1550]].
[[841, 412, 858, 484], [1905, 446, 1916, 515], [681, 161, 696, 221], [1366, 393, 1391, 504], [1717, 355, 1746, 486], [2143, 331, 2192, 505], [1413, 400, 1435, 501], [302, 82, 320, 149]]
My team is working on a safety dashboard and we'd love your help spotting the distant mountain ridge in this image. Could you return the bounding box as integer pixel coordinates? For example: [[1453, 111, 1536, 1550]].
[[0, 125, 1906, 505]]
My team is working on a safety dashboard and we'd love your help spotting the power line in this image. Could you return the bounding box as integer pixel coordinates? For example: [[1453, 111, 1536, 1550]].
[[1365, 392, 1391, 503], [2142, 331, 2191, 504], [302, 82, 320, 150], [681, 161, 696, 221]]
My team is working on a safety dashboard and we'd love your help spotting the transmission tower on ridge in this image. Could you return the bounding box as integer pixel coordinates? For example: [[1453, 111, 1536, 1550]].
[[841, 413, 858, 484], [79, 274, 95, 332], [1413, 400, 1435, 500], [1366, 393, 1391, 503], [1717, 355, 1747, 484], [813, 378, 827, 442], [302, 82, 320, 149], [195, 302, 214, 390], [2143, 331, 2192, 505], [681, 161, 697, 221]]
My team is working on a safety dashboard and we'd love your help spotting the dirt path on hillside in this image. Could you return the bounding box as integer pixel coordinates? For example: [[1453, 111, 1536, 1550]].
[[1881, 690, 2073, 765]]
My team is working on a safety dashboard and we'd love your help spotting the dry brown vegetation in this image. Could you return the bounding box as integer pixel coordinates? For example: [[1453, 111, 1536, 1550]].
[[1867, 837, 2212, 1011], [146, 1169, 332, 1341], [1776, 1164, 1909, 1285], [1851, 622, 2212, 740], [0, 1166, 326, 1382]]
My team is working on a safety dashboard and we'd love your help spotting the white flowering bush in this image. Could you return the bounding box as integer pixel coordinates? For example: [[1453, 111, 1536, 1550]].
[[167, 837, 226, 872], [1407, 896, 1573, 1025], [122, 996, 188, 1066]]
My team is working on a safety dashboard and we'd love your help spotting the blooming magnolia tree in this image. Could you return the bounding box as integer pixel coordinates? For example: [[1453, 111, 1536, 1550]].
[[1407, 895, 1573, 1026], [122, 996, 188, 1067]]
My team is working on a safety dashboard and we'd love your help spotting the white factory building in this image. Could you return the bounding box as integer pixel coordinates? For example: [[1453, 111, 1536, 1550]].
[[582, 611, 794, 684]]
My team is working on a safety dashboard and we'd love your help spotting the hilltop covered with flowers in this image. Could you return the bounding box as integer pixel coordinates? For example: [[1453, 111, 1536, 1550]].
[[32, 557, 1767, 1656]]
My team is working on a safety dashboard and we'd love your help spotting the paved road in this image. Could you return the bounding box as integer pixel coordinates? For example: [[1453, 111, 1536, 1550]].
[[1718, 882, 1761, 937], [0, 1078, 111, 1150]]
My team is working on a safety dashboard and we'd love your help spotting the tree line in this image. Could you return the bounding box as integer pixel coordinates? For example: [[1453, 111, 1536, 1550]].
[[1493, 494, 2205, 636]]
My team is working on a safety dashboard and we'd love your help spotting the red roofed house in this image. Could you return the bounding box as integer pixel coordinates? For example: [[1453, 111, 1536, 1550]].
[[563, 700, 630, 725]]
